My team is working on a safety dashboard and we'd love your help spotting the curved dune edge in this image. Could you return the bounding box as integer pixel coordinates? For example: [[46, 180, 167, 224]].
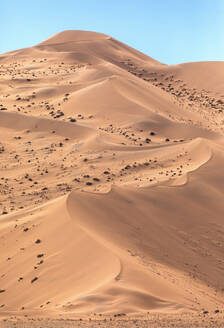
[[1, 144, 224, 316], [0, 190, 184, 316], [0, 30, 224, 320], [163, 137, 213, 187], [65, 145, 224, 313]]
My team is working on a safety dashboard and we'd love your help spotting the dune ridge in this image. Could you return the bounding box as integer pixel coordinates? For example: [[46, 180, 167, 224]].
[[0, 30, 224, 322]]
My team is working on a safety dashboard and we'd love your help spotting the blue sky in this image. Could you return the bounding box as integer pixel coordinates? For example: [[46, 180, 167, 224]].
[[1, 0, 224, 64]]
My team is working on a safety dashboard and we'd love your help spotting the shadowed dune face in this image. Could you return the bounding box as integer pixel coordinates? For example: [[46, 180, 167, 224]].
[[0, 30, 224, 318]]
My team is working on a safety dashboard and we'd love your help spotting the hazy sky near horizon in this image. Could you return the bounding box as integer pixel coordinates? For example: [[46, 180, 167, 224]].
[[1, 0, 224, 64]]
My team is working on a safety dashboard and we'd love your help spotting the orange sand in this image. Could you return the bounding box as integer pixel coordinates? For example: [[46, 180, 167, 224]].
[[0, 31, 224, 320]]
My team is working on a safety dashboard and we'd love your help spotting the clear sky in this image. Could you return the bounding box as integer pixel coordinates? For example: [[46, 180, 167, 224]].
[[1, 0, 224, 64]]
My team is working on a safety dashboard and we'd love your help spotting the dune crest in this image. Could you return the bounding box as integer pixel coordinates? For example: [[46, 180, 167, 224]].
[[0, 30, 224, 320]]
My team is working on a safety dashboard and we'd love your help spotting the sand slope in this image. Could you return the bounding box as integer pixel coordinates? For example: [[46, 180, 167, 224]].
[[0, 30, 224, 318]]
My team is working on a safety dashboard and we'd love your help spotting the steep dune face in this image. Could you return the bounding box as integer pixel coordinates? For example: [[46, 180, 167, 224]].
[[66, 145, 224, 311], [0, 30, 224, 317], [0, 196, 121, 311]]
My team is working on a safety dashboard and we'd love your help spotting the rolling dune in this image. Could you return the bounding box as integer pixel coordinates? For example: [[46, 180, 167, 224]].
[[0, 30, 224, 326]]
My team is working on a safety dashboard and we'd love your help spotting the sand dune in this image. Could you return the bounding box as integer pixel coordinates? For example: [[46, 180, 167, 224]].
[[0, 30, 224, 325]]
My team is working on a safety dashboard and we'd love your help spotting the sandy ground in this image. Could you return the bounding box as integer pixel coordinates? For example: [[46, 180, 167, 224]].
[[1, 310, 224, 328], [1, 313, 224, 328], [0, 30, 224, 327]]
